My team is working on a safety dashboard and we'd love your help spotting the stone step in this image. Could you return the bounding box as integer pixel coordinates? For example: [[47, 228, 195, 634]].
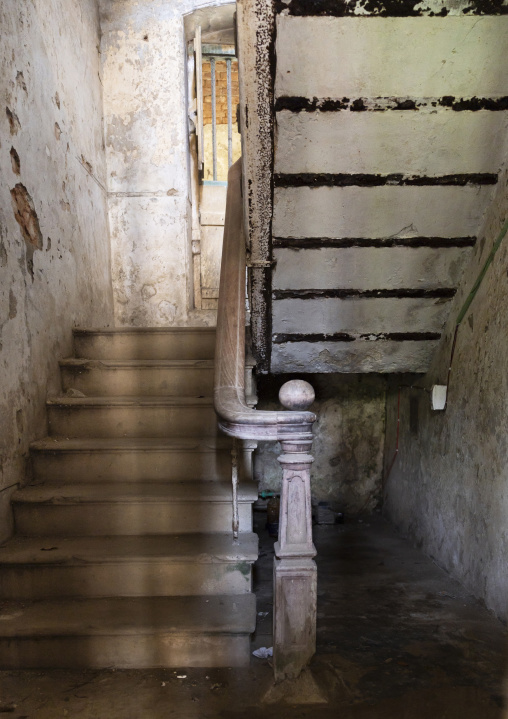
[[74, 327, 216, 361], [0, 594, 256, 668], [47, 396, 218, 438], [0, 533, 258, 599], [60, 359, 214, 397], [12, 481, 256, 536], [30, 437, 233, 482]]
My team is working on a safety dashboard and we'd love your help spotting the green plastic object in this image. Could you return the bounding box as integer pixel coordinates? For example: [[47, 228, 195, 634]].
[[456, 216, 508, 327]]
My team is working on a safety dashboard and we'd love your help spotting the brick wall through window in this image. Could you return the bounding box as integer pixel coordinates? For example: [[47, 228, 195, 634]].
[[202, 59, 239, 126]]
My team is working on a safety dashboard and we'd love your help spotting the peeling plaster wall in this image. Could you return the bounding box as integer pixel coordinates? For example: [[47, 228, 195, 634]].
[[0, 0, 113, 541], [255, 375, 386, 513], [100, 0, 234, 327], [236, 0, 275, 370], [384, 165, 508, 621]]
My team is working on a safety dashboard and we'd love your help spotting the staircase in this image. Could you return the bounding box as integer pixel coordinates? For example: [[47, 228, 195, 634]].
[[238, 6, 508, 375], [0, 327, 258, 669]]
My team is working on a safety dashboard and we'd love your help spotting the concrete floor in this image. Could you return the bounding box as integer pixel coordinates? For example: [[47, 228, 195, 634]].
[[0, 513, 506, 718]]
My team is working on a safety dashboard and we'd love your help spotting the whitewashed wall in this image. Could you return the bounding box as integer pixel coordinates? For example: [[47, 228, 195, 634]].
[[100, 0, 234, 327], [275, 17, 508, 99], [0, 0, 113, 540]]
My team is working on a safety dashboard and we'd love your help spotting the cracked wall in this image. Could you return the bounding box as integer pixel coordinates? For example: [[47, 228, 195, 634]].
[[0, 0, 113, 540], [100, 0, 234, 327]]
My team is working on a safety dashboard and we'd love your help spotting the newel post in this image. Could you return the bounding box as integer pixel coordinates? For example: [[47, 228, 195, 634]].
[[273, 380, 317, 680]]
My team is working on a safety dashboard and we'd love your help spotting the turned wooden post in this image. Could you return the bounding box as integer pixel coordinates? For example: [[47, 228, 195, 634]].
[[273, 380, 317, 680]]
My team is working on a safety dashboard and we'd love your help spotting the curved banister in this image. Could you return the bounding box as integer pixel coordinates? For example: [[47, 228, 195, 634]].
[[213, 157, 318, 682], [213, 158, 316, 441]]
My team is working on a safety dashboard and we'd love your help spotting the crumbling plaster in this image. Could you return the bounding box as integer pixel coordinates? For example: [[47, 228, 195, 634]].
[[100, 0, 234, 327], [383, 163, 508, 622], [236, 0, 275, 371], [0, 0, 113, 541]]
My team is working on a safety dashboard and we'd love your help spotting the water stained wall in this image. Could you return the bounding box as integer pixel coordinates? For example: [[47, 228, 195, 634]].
[[0, 0, 113, 540]]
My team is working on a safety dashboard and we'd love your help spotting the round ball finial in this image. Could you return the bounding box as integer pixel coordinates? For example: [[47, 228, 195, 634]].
[[279, 380, 315, 411]]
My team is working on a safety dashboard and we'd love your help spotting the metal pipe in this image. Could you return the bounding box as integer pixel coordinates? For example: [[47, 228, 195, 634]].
[[227, 58, 233, 168], [210, 57, 217, 181]]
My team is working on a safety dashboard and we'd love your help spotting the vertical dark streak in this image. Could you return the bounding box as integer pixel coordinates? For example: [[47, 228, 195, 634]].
[[261, 0, 277, 373]]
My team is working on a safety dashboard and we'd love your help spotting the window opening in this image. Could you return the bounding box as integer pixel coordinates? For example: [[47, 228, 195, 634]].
[[201, 45, 240, 184]]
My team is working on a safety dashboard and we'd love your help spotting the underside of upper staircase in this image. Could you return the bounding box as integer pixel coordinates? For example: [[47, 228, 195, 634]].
[[238, 2, 508, 374]]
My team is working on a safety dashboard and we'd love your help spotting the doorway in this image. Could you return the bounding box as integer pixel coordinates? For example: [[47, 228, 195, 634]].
[[185, 4, 241, 311]]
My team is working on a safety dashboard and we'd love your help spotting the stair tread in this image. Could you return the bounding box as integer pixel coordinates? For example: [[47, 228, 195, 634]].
[[0, 533, 258, 565], [47, 396, 214, 406], [31, 436, 233, 452], [12, 481, 258, 504], [60, 358, 215, 368], [9, 323, 256, 668], [0, 594, 256, 637]]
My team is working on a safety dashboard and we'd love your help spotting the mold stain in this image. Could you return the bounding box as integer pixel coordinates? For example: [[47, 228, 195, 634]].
[[273, 236, 476, 249], [275, 95, 508, 113], [350, 98, 366, 112], [275, 96, 350, 112], [273, 172, 498, 188], [440, 96, 508, 111], [395, 99, 417, 110], [272, 331, 441, 343], [274, 0, 506, 15], [272, 287, 456, 300]]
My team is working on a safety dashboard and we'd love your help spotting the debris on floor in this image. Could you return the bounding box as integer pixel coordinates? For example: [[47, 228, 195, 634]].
[[252, 647, 273, 659]]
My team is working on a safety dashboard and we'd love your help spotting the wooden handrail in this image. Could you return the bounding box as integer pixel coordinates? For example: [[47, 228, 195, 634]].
[[213, 157, 318, 681], [214, 158, 316, 441]]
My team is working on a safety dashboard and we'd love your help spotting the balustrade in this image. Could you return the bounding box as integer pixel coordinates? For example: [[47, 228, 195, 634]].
[[213, 158, 318, 679]]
